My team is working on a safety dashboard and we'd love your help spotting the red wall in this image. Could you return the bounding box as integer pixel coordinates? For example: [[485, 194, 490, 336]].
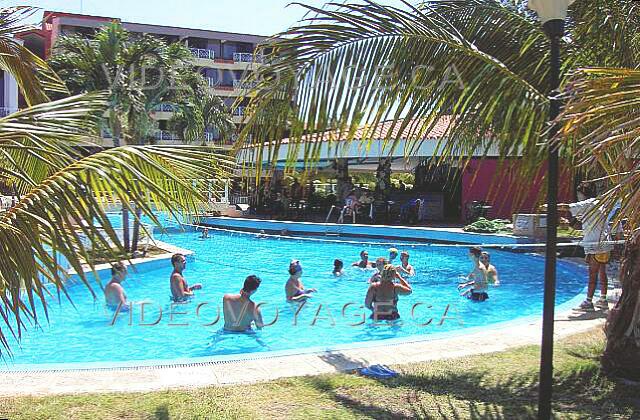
[[461, 158, 574, 221]]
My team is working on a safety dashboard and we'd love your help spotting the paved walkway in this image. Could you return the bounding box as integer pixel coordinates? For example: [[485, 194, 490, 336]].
[[0, 306, 607, 397]]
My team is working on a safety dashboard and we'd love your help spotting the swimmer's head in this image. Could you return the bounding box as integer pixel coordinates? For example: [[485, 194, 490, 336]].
[[480, 251, 491, 264], [389, 248, 398, 259], [360, 250, 369, 260], [375, 257, 388, 272], [380, 264, 396, 283], [334, 259, 344, 270], [242, 275, 261, 296], [469, 246, 482, 261], [172, 253, 186, 270], [111, 262, 127, 281], [289, 259, 303, 276], [400, 251, 410, 262], [281, 229, 289, 236]]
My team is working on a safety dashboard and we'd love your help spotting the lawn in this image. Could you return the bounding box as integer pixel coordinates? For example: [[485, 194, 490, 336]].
[[1, 329, 638, 419]]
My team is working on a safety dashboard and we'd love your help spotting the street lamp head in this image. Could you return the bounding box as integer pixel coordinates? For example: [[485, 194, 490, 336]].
[[528, 0, 575, 24]]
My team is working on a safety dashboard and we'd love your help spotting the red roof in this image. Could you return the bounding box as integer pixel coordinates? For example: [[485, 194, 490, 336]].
[[279, 117, 453, 145]]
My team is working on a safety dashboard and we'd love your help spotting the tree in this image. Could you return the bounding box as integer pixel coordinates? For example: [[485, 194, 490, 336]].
[[235, 0, 639, 380], [48, 22, 234, 252], [0, 6, 233, 355]]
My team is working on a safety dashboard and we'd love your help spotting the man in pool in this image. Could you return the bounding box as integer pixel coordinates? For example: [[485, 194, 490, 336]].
[[369, 257, 388, 283], [170, 253, 202, 301], [105, 262, 129, 310], [397, 251, 415, 277], [285, 260, 316, 301], [480, 251, 500, 286], [200, 227, 209, 239], [458, 246, 489, 301], [352, 250, 374, 268], [223, 275, 264, 332], [333, 259, 345, 276]]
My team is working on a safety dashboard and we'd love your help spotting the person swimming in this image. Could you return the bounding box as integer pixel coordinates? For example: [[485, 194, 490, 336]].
[[105, 262, 130, 311], [352, 250, 374, 268], [458, 246, 489, 301], [170, 253, 202, 302], [285, 260, 316, 301], [223, 275, 264, 332], [200, 227, 209, 239], [480, 251, 500, 286], [365, 264, 413, 321], [397, 251, 415, 277], [333, 259, 345, 277]]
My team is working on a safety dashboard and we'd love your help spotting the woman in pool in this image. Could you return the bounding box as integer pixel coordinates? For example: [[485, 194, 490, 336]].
[[285, 260, 317, 301], [369, 257, 388, 283], [365, 264, 412, 321], [105, 262, 130, 311]]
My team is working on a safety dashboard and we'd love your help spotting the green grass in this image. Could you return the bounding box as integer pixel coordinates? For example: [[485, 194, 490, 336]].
[[1, 329, 638, 419]]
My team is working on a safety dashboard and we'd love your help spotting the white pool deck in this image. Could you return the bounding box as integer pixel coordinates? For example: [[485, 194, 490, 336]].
[[0, 305, 606, 397]]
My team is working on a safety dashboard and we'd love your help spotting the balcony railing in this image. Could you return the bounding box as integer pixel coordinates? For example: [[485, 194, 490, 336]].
[[233, 52, 264, 64], [0, 107, 18, 118], [152, 103, 178, 113], [190, 48, 215, 60], [206, 77, 218, 87], [153, 130, 181, 142], [233, 80, 258, 90], [233, 106, 245, 117]]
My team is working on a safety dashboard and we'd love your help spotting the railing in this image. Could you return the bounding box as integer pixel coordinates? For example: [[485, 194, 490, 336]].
[[0, 107, 18, 117], [153, 130, 181, 142], [204, 131, 220, 142], [233, 80, 258, 90], [205, 77, 218, 87], [190, 48, 215, 60], [233, 52, 264, 63], [233, 106, 245, 117], [152, 103, 178, 113], [0, 196, 15, 210], [230, 194, 250, 205]]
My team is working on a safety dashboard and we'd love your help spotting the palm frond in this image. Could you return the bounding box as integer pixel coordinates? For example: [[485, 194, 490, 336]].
[[0, 144, 234, 356], [236, 0, 553, 181]]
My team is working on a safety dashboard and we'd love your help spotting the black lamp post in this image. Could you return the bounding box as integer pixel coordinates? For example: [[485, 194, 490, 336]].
[[527, 1, 574, 419]]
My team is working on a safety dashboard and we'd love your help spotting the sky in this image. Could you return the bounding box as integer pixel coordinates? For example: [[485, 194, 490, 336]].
[[1, 0, 412, 37]]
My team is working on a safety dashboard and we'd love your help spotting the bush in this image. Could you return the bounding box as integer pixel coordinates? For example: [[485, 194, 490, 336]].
[[463, 217, 511, 234]]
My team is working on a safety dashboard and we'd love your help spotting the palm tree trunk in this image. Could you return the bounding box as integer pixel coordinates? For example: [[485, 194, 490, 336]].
[[602, 231, 640, 381], [122, 206, 130, 253], [131, 205, 142, 253]]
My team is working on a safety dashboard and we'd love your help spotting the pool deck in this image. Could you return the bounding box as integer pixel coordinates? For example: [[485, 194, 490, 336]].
[[0, 305, 607, 397]]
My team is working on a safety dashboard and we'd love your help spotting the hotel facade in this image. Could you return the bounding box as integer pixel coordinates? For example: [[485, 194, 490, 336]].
[[15, 11, 269, 147]]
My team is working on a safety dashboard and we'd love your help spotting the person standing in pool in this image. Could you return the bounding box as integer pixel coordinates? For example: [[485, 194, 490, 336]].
[[352, 250, 374, 268], [458, 246, 489, 301], [333, 259, 345, 277], [365, 264, 413, 321], [397, 251, 416, 277], [223, 275, 264, 332], [285, 260, 316, 301], [170, 253, 202, 301], [105, 262, 129, 310], [369, 257, 388, 283], [480, 251, 500, 286]]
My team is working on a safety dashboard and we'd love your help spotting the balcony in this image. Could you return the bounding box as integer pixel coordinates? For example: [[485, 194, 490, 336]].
[[233, 80, 258, 90], [152, 103, 178, 113], [190, 48, 215, 60], [153, 130, 182, 143], [233, 106, 245, 117], [233, 52, 264, 64], [0, 107, 18, 118]]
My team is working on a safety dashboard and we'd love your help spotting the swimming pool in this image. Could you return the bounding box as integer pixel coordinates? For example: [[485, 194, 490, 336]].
[[4, 223, 586, 371]]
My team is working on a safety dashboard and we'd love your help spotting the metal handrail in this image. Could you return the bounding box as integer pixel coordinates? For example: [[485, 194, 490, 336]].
[[233, 52, 264, 63], [190, 48, 215, 60]]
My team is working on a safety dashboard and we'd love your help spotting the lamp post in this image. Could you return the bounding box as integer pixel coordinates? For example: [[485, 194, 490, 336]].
[[527, 1, 575, 419]]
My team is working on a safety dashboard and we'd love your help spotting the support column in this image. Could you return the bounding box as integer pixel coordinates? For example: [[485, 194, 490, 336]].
[[334, 158, 351, 202], [375, 158, 392, 201]]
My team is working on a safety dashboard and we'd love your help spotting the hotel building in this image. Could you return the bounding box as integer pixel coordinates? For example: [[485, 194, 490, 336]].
[[16, 11, 270, 147]]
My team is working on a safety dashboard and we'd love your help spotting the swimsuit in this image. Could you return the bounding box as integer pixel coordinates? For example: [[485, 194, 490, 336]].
[[371, 286, 400, 320], [469, 291, 489, 302]]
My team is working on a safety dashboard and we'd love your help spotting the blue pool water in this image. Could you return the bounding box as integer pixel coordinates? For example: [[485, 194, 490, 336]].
[[5, 222, 586, 370]]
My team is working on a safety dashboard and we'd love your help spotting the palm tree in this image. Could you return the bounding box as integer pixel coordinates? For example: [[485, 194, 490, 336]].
[[48, 22, 234, 252], [0, 7, 233, 355], [235, 0, 638, 379], [559, 67, 640, 381]]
